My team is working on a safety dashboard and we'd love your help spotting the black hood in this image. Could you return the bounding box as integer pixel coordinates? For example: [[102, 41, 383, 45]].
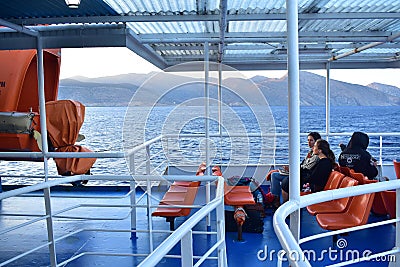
[[348, 131, 369, 150]]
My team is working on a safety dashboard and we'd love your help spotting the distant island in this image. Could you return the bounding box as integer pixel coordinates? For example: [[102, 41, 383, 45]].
[[58, 71, 400, 107]]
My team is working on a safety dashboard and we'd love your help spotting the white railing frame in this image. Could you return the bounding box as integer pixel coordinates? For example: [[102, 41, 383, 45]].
[[274, 179, 400, 267], [0, 173, 225, 267], [1, 132, 400, 266], [137, 175, 227, 267]]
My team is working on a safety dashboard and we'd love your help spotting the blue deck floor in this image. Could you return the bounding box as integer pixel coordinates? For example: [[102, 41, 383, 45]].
[[0, 185, 396, 266]]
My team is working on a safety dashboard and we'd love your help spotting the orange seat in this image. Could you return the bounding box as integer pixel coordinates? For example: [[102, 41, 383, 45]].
[[172, 181, 201, 187], [348, 170, 385, 215], [307, 177, 358, 215], [152, 183, 199, 230], [223, 183, 255, 241], [337, 166, 351, 176], [349, 169, 375, 185], [301, 170, 345, 196], [381, 190, 396, 220], [371, 191, 388, 215], [394, 160, 400, 179], [224, 185, 255, 206], [316, 192, 375, 230]]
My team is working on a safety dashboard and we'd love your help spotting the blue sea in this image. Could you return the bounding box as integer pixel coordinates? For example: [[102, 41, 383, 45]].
[[2, 105, 400, 185]]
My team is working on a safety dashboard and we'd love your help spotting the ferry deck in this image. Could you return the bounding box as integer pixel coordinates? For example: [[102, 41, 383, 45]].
[[1, 0, 400, 266]]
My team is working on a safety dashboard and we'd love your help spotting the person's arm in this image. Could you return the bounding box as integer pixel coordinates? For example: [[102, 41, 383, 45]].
[[362, 151, 378, 179]]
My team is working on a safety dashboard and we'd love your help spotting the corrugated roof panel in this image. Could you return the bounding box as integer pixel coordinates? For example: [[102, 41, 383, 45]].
[[103, 0, 196, 14], [127, 21, 219, 34], [227, 0, 286, 14], [103, 0, 220, 15], [229, 20, 286, 33], [225, 49, 275, 56]]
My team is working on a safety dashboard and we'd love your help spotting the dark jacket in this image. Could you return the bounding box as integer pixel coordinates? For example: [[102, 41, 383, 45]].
[[338, 132, 378, 179], [304, 158, 333, 192], [282, 157, 332, 193]]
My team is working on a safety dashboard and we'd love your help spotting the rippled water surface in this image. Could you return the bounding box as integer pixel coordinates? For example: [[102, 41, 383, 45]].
[[2, 105, 400, 185]]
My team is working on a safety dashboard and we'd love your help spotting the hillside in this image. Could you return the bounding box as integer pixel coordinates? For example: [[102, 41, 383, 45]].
[[58, 71, 400, 107]]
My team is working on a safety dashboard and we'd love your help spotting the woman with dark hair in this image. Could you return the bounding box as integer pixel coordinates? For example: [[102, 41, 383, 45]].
[[269, 131, 321, 208], [281, 139, 336, 202], [339, 131, 378, 179]]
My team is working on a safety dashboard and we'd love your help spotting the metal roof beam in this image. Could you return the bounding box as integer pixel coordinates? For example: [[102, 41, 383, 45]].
[[0, 18, 39, 37], [126, 29, 167, 70], [7, 12, 400, 25], [139, 31, 397, 44], [162, 58, 400, 72], [0, 26, 128, 50], [218, 0, 228, 63]]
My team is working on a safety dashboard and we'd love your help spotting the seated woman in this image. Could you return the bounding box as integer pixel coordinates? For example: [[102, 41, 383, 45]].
[[269, 131, 321, 208], [338, 131, 378, 179], [281, 139, 336, 202]]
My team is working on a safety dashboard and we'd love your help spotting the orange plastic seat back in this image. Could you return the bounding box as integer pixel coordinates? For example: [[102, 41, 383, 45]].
[[349, 170, 367, 185], [324, 171, 345, 190], [347, 193, 375, 225], [394, 160, 400, 179], [335, 177, 359, 205], [381, 190, 396, 219], [338, 166, 351, 176]]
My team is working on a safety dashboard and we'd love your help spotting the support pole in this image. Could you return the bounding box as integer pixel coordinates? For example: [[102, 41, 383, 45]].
[[204, 42, 211, 228], [36, 37, 57, 267], [286, 0, 301, 242], [325, 63, 331, 141], [129, 154, 137, 239]]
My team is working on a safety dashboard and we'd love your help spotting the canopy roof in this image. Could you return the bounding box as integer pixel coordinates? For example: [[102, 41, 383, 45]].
[[1, 0, 400, 71]]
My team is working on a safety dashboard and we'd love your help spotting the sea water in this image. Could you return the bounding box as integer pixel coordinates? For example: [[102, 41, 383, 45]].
[[1, 105, 400, 185]]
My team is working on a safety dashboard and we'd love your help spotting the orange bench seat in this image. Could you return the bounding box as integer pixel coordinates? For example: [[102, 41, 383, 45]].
[[152, 183, 200, 230]]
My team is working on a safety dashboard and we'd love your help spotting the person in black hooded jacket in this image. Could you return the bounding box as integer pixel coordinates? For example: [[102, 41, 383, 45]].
[[338, 131, 378, 179]]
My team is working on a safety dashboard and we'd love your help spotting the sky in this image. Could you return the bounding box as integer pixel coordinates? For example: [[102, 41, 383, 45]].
[[60, 47, 400, 88]]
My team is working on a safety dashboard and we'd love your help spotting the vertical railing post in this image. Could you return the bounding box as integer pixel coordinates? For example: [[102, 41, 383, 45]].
[[216, 182, 227, 267], [129, 152, 137, 239], [36, 37, 57, 267], [325, 63, 331, 141], [145, 144, 154, 251], [286, 0, 301, 242], [181, 231, 193, 266], [204, 42, 211, 229]]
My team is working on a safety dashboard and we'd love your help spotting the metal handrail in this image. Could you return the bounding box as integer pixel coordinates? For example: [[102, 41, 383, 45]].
[[274, 179, 400, 267], [138, 175, 227, 267]]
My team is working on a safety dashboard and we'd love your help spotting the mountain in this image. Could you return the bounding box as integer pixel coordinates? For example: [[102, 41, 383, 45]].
[[367, 83, 400, 104], [58, 71, 400, 107]]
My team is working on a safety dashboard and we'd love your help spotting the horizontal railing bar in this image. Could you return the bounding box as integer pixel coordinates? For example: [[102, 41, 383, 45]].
[[299, 218, 399, 244], [138, 176, 225, 267], [22, 189, 135, 199], [0, 176, 82, 200], [274, 179, 400, 267]]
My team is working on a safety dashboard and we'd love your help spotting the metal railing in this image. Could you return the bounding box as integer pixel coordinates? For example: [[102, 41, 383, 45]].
[[274, 179, 400, 267], [1, 132, 400, 266], [0, 134, 228, 267], [138, 175, 227, 267]]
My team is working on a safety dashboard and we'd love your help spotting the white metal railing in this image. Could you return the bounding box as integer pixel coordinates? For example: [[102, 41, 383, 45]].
[[0, 174, 226, 266], [0, 134, 228, 267], [137, 175, 227, 267], [1, 132, 400, 266], [274, 179, 400, 267]]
